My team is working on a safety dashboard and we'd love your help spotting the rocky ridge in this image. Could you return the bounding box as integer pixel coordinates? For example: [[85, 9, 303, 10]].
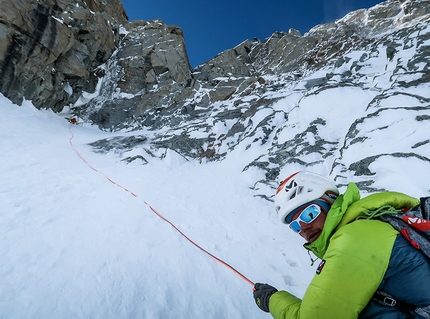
[[84, 0, 430, 198], [1, 0, 430, 199]]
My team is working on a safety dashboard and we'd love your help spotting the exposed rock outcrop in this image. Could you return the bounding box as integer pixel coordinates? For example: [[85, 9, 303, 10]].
[[77, 19, 193, 130], [70, 0, 430, 132], [0, 0, 127, 111], [1, 0, 430, 198]]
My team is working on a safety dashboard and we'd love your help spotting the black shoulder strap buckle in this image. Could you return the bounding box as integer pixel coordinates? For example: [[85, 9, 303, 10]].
[[373, 291, 418, 314], [373, 292, 396, 307], [382, 296, 397, 307]]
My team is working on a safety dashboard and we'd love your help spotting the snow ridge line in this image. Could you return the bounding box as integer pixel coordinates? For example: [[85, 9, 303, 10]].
[[68, 124, 255, 288]]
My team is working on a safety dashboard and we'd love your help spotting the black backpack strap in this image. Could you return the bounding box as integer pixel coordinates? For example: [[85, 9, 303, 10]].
[[420, 197, 430, 219], [372, 291, 416, 317]]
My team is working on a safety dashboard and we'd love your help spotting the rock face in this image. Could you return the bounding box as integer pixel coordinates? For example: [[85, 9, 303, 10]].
[[69, 0, 430, 132], [76, 19, 193, 130], [2, 0, 430, 198], [0, 0, 127, 111]]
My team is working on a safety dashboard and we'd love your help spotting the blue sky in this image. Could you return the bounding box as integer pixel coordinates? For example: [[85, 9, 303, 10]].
[[121, 0, 383, 67]]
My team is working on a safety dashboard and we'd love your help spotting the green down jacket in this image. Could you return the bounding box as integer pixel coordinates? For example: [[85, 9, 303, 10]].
[[268, 182, 420, 319]]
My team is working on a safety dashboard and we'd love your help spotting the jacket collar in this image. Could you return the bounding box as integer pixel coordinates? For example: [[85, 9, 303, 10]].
[[304, 182, 360, 258], [303, 182, 420, 258]]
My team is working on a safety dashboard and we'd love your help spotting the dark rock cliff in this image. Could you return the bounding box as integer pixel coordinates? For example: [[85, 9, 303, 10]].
[[0, 0, 127, 111], [1, 0, 430, 197]]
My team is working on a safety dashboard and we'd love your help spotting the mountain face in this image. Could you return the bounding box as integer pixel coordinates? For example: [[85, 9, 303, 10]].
[[1, 0, 430, 198], [0, 0, 128, 111]]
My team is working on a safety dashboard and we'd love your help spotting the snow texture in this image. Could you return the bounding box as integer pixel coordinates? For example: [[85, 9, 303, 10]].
[[1, 95, 314, 318], [1, 80, 429, 318]]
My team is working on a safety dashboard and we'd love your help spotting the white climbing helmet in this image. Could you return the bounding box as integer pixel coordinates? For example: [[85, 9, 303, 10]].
[[275, 171, 339, 224]]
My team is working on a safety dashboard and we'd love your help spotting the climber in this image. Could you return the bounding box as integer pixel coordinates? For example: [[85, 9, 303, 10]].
[[67, 117, 78, 124], [253, 171, 430, 319]]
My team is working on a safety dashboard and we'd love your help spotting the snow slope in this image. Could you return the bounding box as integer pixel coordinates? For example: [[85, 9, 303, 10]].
[[0, 95, 314, 318], [2, 1, 430, 317], [1, 88, 429, 318]]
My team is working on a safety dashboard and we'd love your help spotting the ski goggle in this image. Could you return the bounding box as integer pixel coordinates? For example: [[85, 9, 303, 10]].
[[288, 204, 322, 233]]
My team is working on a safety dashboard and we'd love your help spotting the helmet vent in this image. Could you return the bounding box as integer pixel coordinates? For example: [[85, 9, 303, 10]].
[[283, 180, 297, 191]]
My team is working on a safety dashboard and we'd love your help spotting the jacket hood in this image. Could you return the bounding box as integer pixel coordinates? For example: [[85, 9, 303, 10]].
[[304, 182, 419, 259], [304, 182, 360, 258]]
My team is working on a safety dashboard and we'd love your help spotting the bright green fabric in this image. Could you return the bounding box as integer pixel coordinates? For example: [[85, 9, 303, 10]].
[[268, 183, 420, 319], [304, 182, 361, 259], [338, 187, 420, 229]]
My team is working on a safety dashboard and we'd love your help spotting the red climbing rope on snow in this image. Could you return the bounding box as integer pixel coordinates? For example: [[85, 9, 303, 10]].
[[143, 200, 255, 286], [68, 125, 138, 197], [68, 123, 255, 287]]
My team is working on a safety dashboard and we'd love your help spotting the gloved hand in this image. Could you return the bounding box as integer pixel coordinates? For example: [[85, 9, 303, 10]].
[[253, 283, 278, 312]]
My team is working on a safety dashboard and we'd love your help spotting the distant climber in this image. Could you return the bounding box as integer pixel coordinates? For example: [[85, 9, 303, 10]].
[[67, 117, 78, 125]]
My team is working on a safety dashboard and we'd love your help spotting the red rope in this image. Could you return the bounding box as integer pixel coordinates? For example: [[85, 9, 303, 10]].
[[68, 124, 255, 287], [69, 126, 138, 197], [143, 201, 255, 286]]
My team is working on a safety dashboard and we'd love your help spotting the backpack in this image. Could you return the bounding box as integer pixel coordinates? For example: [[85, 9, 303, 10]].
[[361, 197, 430, 318], [376, 197, 430, 260]]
